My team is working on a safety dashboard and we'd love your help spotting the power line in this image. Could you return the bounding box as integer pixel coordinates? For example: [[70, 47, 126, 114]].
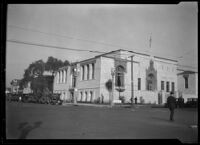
[[7, 39, 197, 70], [7, 39, 105, 54], [8, 25, 196, 62], [8, 25, 126, 49]]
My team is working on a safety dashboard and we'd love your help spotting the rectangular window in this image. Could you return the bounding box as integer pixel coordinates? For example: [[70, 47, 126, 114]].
[[138, 78, 141, 90], [92, 63, 95, 79], [166, 81, 169, 92], [87, 64, 89, 80], [82, 66, 84, 80], [185, 77, 188, 88], [72, 76, 76, 88], [171, 82, 175, 92], [161, 81, 164, 90]]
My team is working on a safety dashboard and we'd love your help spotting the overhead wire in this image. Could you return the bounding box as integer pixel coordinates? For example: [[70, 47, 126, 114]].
[[7, 25, 197, 70]]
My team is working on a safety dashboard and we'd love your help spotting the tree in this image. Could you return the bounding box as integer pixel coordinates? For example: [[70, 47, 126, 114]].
[[20, 56, 70, 96], [105, 79, 113, 105], [45, 56, 70, 75]]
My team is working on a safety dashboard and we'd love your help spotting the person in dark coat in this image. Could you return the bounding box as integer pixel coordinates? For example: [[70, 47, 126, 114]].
[[134, 97, 137, 104], [167, 92, 176, 121]]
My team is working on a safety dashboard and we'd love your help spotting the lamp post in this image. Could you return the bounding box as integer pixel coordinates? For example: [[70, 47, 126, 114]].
[[73, 66, 80, 105], [128, 55, 135, 109], [111, 68, 115, 107]]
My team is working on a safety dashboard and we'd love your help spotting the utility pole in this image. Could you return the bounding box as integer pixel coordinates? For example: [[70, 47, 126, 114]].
[[130, 55, 135, 109], [111, 68, 115, 107]]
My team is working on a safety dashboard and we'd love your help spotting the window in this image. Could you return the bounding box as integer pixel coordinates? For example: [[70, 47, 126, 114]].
[[85, 92, 87, 102], [184, 77, 188, 89], [161, 81, 164, 91], [80, 92, 83, 102], [87, 64, 89, 80], [57, 72, 59, 84], [90, 91, 93, 102], [146, 73, 155, 91], [72, 75, 76, 88], [81, 66, 84, 80], [171, 82, 175, 92], [92, 63, 95, 79], [166, 81, 169, 92], [115, 66, 125, 87], [138, 78, 141, 90]]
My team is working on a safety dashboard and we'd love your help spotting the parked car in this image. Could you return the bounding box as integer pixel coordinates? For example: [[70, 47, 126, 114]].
[[184, 98, 198, 108], [10, 94, 20, 102], [39, 96, 50, 104], [22, 94, 30, 103], [27, 94, 38, 103], [50, 94, 61, 105]]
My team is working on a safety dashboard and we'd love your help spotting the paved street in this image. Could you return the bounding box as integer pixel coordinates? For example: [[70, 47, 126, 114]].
[[6, 102, 198, 143]]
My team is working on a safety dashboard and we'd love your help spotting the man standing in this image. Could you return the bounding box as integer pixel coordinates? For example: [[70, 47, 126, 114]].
[[167, 92, 176, 121], [134, 97, 137, 104]]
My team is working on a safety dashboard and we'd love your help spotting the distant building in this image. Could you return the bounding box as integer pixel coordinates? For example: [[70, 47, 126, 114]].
[[10, 79, 21, 94], [6, 88, 11, 94], [177, 69, 198, 102], [23, 81, 33, 94], [53, 49, 178, 104]]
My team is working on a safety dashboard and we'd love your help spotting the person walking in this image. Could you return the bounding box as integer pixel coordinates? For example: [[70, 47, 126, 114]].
[[134, 97, 137, 104], [167, 92, 176, 121]]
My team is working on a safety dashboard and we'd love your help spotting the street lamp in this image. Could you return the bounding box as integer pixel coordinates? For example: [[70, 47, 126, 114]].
[[73, 66, 80, 105]]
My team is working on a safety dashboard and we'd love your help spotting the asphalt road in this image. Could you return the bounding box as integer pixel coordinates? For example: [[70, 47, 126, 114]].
[[5, 102, 198, 143]]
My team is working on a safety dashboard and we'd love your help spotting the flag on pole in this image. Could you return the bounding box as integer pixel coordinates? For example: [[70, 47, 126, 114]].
[[149, 35, 152, 48]]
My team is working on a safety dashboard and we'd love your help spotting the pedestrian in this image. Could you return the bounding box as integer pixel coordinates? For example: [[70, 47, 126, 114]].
[[167, 92, 176, 121], [134, 97, 137, 104]]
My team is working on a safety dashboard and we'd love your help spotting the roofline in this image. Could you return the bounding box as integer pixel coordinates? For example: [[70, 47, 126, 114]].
[[154, 56, 178, 62], [177, 69, 198, 73], [94, 49, 122, 58], [102, 55, 139, 63], [68, 49, 178, 67], [95, 49, 178, 62]]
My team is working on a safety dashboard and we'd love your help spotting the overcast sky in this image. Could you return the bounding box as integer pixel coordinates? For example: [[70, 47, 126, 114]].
[[6, 3, 198, 87]]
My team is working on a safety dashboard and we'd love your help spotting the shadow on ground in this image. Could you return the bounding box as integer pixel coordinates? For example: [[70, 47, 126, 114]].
[[151, 116, 170, 122], [18, 121, 42, 139]]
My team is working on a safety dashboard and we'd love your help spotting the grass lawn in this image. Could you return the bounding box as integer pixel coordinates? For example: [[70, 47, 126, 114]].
[[5, 102, 198, 143]]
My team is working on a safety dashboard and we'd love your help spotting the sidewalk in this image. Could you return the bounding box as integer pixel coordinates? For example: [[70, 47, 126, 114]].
[[62, 102, 152, 108]]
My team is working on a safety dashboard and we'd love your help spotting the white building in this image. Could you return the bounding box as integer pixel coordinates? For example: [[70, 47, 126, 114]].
[[177, 69, 198, 102], [53, 49, 178, 105]]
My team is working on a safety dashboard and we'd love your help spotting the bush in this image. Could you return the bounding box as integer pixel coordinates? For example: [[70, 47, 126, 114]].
[[119, 96, 125, 103]]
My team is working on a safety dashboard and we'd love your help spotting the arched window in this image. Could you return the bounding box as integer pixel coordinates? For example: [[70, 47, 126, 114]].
[[90, 91, 93, 102], [147, 73, 155, 91], [57, 71, 60, 84], [87, 64, 89, 80], [115, 65, 125, 87], [81, 66, 84, 80]]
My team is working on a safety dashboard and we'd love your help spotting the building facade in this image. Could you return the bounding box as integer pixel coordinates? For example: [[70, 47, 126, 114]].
[[10, 79, 21, 94], [177, 70, 198, 102], [53, 49, 178, 105]]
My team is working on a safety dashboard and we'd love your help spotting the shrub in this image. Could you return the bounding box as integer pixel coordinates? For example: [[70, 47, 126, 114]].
[[119, 96, 125, 103]]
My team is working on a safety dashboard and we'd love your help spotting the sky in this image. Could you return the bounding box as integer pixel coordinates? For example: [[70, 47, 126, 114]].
[[6, 3, 198, 87]]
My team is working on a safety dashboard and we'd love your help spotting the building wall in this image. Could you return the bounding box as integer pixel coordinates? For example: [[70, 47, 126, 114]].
[[177, 72, 198, 102], [98, 52, 178, 104], [53, 50, 178, 105], [76, 57, 101, 103], [53, 67, 71, 101]]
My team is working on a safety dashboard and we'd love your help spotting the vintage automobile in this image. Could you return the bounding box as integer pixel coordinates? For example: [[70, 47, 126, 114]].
[[184, 98, 198, 108], [50, 94, 62, 105]]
